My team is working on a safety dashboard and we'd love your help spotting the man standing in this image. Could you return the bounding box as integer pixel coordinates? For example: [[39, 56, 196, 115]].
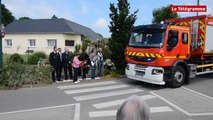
[[58, 48, 63, 78], [49, 46, 61, 82], [97, 48, 103, 77], [62, 47, 73, 81]]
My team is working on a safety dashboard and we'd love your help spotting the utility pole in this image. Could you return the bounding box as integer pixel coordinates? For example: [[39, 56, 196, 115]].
[[197, 0, 200, 16], [0, 0, 2, 69]]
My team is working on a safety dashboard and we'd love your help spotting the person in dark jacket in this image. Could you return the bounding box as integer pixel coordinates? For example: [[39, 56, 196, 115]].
[[58, 48, 63, 78], [85, 50, 91, 77], [49, 46, 61, 82], [62, 47, 73, 81], [82, 60, 88, 80]]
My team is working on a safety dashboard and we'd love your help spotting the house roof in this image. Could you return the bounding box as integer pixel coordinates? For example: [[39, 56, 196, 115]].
[[5, 18, 100, 41]]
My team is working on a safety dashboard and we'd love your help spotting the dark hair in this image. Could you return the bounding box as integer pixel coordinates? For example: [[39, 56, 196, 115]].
[[75, 52, 81, 56]]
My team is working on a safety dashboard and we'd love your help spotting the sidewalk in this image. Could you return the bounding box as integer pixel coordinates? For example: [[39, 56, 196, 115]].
[[55, 77, 101, 84]]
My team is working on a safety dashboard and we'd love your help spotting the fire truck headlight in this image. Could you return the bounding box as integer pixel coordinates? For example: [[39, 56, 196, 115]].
[[152, 69, 163, 75]]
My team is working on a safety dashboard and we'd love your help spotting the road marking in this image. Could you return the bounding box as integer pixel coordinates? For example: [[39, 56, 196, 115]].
[[89, 106, 173, 117], [58, 81, 117, 90], [0, 103, 80, 120], [182, 87, 213, 100], [151, 88, 213, 116], [93, 95, 156, 109], [73, 88, 143, 101], [74, 103, 80, 120], [64, 85, 129, 94], [150, 106, 173, 113], [89, 110, 117, 117]]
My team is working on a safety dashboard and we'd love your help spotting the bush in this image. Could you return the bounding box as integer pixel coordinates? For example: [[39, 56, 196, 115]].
[[34, 51, 47, 59], [28, 52, 47, 65], [0, 63, 52, 89], [0, 63, 26, 89], [9, 53, 24, 64], [28, 55, 39, 65], [109, 71, 120, 78]]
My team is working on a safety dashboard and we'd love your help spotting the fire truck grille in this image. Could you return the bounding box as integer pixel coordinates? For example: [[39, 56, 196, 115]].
[[128, 56, 156, 62]]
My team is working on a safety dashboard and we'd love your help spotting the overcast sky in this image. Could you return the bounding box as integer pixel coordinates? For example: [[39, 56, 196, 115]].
[[2, 0, 212, 37]]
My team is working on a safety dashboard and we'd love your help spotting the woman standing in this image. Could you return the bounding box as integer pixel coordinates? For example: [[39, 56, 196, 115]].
[[72, 52, 82, 83]]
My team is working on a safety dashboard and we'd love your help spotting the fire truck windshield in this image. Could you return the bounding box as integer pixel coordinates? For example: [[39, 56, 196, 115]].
[[129, 30, 166, 48]]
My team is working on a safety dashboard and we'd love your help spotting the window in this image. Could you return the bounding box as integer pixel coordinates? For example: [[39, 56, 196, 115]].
[[29, 39, 36, 47], [182, 33, 188, 44], [65, 40, 75, 47], [5, 39, 12, 46], [129, 30, 166, 48], [47, 39, 57, 47]]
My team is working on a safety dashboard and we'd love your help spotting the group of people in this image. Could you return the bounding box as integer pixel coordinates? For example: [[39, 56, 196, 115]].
[[49, 46, 104, 84]]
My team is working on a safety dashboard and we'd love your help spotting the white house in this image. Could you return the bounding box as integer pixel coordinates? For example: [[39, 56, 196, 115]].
[[3, 17, 99, 55]]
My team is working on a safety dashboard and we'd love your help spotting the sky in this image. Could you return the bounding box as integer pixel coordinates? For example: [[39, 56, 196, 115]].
[[2, 0, 213, 38]]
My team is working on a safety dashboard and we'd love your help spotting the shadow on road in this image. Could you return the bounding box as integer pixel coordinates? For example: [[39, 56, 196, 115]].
[[119, 73, 213, 90], [187, 73, 213, 85], [119, 78, 166, 91]]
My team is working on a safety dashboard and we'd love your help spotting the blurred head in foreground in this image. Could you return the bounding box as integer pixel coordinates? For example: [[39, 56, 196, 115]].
[[116, 95, 150, 120]]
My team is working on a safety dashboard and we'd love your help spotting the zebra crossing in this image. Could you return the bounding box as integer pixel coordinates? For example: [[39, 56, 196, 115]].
[[57, 80, 175, 119]]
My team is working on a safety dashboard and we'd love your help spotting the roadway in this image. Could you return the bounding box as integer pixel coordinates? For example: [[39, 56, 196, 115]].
[[0, 74, 213, 120]]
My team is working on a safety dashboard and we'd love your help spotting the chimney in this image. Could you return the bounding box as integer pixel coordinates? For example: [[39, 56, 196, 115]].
[[52, 15, 58, 19]]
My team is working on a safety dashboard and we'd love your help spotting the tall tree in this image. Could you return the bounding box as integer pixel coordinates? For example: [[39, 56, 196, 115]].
[[108, 0, 138, 72], [152, 4, 179, 23], [19, 17, 31, 20], [81, 36, 91, 53], [1, 4, 15, 25]]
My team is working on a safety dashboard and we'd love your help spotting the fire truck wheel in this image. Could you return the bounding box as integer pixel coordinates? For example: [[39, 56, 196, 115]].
[[170, 66, 185, 88]]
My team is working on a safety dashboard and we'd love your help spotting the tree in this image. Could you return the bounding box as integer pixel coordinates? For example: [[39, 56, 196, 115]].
[[19, 17, 31, 20], [74, 44, 81, 54], [152, 4, 179, 23], [81, 36, 91, 53], [1, 4, 15, 25], [108, 0, 138, 72]]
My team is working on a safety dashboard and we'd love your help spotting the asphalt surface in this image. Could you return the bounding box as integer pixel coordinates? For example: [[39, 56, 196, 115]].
[[0, 74, 213, 120]]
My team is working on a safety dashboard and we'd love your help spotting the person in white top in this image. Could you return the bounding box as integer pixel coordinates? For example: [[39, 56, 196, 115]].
[[91, 56, 97, 80]]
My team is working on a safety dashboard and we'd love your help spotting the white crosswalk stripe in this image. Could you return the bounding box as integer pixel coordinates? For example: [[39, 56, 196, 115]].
[[57, 80, 175, 118], [89, 106, 174, 117], [64, 84, 129, 94], [93, 95, 156, 109], [73, 88, 143, 101], [58, 81, 117, 90]]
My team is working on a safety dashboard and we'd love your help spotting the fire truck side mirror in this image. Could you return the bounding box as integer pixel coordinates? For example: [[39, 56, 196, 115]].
[[167, 30, 178, 51]]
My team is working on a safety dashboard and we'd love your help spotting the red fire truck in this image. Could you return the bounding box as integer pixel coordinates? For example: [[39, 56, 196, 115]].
[[125, 15, 213, 87]]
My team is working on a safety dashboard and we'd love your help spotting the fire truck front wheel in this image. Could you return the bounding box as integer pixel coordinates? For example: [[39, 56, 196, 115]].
[[169, 66, 185, 88]]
